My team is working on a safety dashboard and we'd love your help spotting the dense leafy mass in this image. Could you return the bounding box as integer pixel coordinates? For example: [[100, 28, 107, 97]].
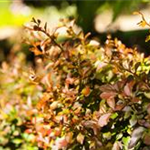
[[1, 16, 150, 150]]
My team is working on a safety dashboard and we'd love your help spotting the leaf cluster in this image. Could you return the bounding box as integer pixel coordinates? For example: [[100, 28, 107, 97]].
[[22, 18, 150, 150], [1, 15, 150, 150]]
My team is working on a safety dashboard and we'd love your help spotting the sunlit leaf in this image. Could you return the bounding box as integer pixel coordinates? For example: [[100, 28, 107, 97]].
[[50, 101, 59, 110], [98, 113, 111, 127], [82, 86, 90, 97], [106, 98, 115, 110], [145, 35, 150, 42], [77, 133, 84, 145], [112, 141, 122, 150], [137, 20, 146, 27]]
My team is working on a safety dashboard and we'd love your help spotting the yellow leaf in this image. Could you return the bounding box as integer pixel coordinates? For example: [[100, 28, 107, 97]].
[[66, 132, 73, 143], [137, 20, 146, 27], [77, 133, 84, 144], [133, 11, 140, 15], [50, 101, 59, 110]]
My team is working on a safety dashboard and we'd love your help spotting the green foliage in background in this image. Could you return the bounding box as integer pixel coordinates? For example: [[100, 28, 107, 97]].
[[0, 0, 149, 32], [0, 2, 30, 27]]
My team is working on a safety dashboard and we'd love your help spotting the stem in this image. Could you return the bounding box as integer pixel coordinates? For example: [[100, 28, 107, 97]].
[[39, 28, 65, 52]]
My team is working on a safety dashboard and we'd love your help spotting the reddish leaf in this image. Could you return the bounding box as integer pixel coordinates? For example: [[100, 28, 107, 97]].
[[99, 84, 115, 92], [100, 92, 117, 100], [147, 103, 150, 115], [124, 82, 134, 97], [98, 113, 111, 127], [144, 134, 150, 145], [82, 120, 99, 135], [106, 98, 115, 109], [25, 129, 32, 134], [115, 104, 125, 111], [112, 141, 122, 150], [131, 97, 140, 103]]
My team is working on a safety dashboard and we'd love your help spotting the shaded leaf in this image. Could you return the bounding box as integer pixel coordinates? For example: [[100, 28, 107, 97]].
[[135, 62, 141, 71], [31, 17, 36, 23], [144, 134, 150, 145], [129, 114, 137, 127], [99, 84, 116, 92], [37, 19, 41, 25], [44, 22, 47, 31], [147, 103, 150, 115], [128, 127, 145, 149]]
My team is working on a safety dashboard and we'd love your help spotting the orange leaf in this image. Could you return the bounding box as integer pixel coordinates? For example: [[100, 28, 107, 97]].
[[55, 137, 68, 149], [98, 113, 111, 127], [115, 104, 125, 111], [66, 132, 73, 143], [82, 86, 90, 97]]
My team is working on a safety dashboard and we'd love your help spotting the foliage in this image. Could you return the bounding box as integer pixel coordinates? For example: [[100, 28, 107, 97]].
[[27, 0, 149, 32], [0, 53, 41, 149], [1, 12, 150, 150], [22, 17, 150, 149]]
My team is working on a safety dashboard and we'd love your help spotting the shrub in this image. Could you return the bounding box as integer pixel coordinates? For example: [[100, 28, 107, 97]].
[[23, 17, 150, 150], [1, 14, 150, 150]]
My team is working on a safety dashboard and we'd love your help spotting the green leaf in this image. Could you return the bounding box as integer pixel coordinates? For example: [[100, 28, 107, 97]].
[[145, 35, 150, 42], [122, 136, 130, 149], [12, 138, 23, 144], [111, 112, 118, 120]]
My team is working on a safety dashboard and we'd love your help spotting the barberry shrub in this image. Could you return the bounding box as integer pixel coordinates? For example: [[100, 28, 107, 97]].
[[1, 14, 150, 150], [22, 17, 150, 150]]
